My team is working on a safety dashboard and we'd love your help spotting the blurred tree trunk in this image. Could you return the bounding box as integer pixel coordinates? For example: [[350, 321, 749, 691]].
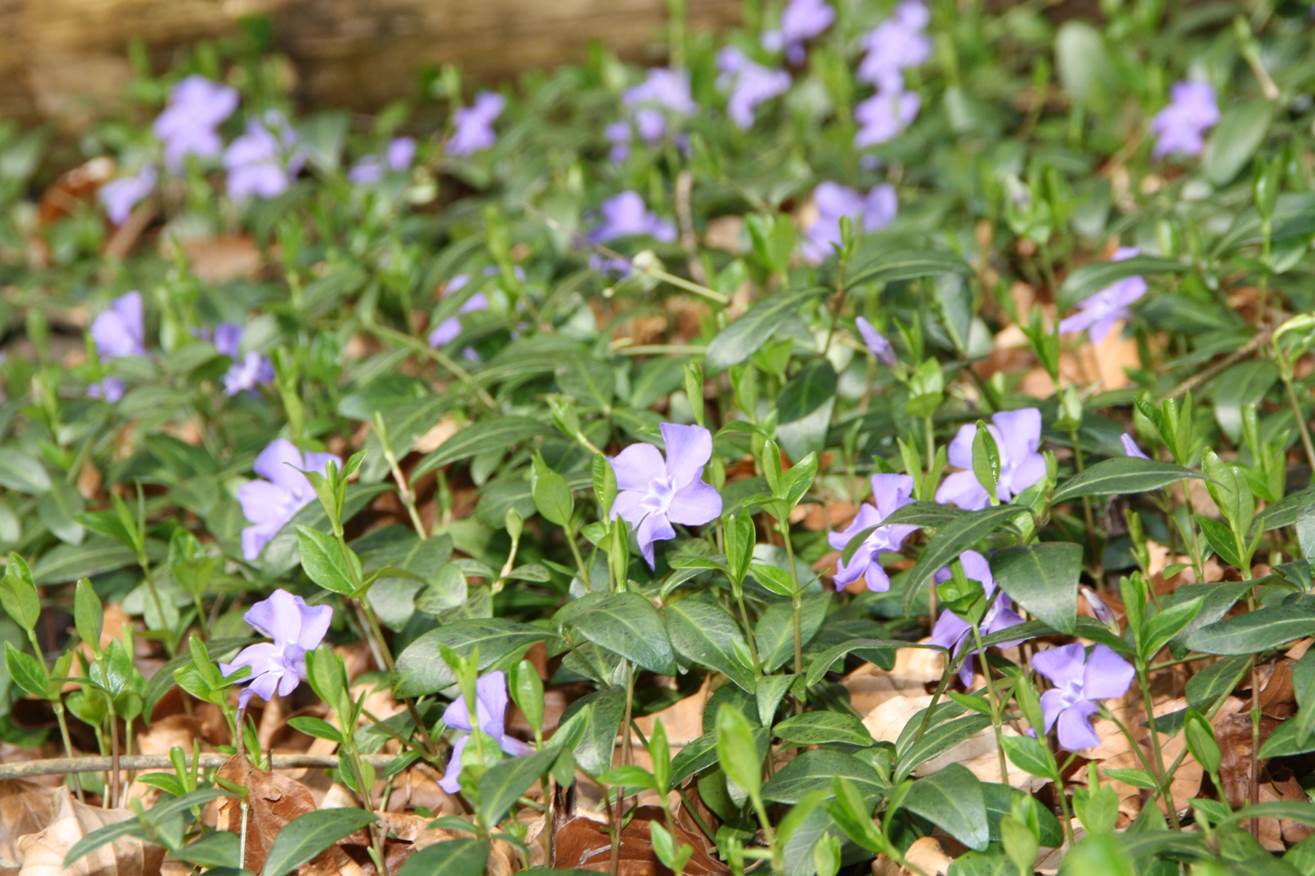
[[1, 0, 741, 129]]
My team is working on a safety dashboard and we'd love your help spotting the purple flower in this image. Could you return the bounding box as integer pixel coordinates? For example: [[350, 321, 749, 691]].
[[99, 166, 157, 226], [762, 0, 834, 64], [1121, 433, 1149, 459], [154, 75, 239, 171], [609, 68, 696, 158], [438, 670, 531, 794], [91, 291, 146, 360], [928, 550, 1024, 684], [855, 316, 896, 366], [936, 408, 1046, 510], [1032, 643, 1133, 750], [857, 1, 931, 91], [447, 92, 504, 157], [219, 589, 332, 708], [211, 323, 275, 396], [88, 379, 126, 403], [428, 275, 490, 347], [224, 116, 302, 201], [802, 182, 897, 263], [587, 192, 677, 275], [349, 136, 417, 184], [828, 474, 917, 592], [237, 439, 340, 561], [718, 48, 791, 129], [1059, 247, 1147, 343], [610, 423, 722, 568], [855, 87, 920, 147], [1152, 81, 1219, 159]]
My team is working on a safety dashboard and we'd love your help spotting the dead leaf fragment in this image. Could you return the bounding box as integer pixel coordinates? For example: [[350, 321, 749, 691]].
[[212, 756, 316, 875], [16, 787, 164, 876]]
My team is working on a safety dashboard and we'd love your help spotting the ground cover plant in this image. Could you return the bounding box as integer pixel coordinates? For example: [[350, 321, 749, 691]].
[[1, 0, 1315, 873]]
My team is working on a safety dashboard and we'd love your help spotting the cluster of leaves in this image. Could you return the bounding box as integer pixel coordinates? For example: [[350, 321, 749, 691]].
[[2, 0, 1315, 874]]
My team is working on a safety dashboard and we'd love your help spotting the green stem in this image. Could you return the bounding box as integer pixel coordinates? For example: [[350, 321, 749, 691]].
[[968, 624, 1009, 785], [1135, 662, 1181, 829]]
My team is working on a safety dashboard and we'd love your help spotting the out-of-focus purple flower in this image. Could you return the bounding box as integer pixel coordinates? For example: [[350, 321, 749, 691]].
[[609, 68, 696, 158], [762, 0, 834, 64], [855, 316, 896, 366], [855, 87, 920, 147], [828, 474, 917, 592], [88, 379, 126, 403], [99, 166, 157, 226], [587, 191, 677, 275], [224, 116, 303, 201], [857, 1, 931, 91], [929, 550, 1024, 685], [1121, 433, 1149, 459], [218, 589, 332, 708], [936, 408, 1046, 510], [718, 47, 791, 129], [349, 136, 417, 184], [447, 92, 504, 157], [428, 275, 490, 347], [154, 75, 239, 171], [610, 423, 722, 568], [1059, 247, 1147, 343], [1032, 643, 1133, 750], [238, 439, 340, 561], [91, 291, 146, 360], [438, 670, 531, 795], [802, 182, 897, 263], [210, 323, 274, 396], [1152, 81, 1219, 159]]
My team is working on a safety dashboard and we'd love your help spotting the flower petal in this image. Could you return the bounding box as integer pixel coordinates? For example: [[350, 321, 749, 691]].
[[1055, 700, 1101, 751], [610, 443, 665, 492], [667, 480, 722, 526], [1082, 644, 1135, 701], [1031, 643, 1086, 688], [660, 422, 713, 488]]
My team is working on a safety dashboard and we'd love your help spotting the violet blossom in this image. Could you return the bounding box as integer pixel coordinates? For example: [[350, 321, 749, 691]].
[[587, 191, 677, 275], [855, 316, 896, 366], [447, 92, 504, 157], [1058, 247, 1147, 344], [88, 291, 145, 402], [610, 422, 722, 568], [99, 166, 157, 226], [928, 550, 1023, 684], [153, 75, 239, 171], [238, 438, 340, 561], [855, 88, 920, 147], [717, 47, 791, 129], [428, 275, 490, 347], [224, 115, 303, 201], [438, 670, 531, 794], [219, 589, 332, 707], [1121, 433, 1150, 459], [828, 473, 917, 592], [349, 136, 417, 184], [1151, 81, 1219, 159], [1032, 643, 1134, 751], [211, 323, 275, 396], [762, 0, 834, 64], [936, 408, 1046, 510], [802, 182, 897, 263], [608, 68, 696, 160], [857, 1, 931, 91]]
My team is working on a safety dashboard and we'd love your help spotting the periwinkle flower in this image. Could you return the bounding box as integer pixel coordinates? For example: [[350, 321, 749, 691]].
[[936, 408, 1046, 510], [855, 316, 896, 366], [1058, 247, 1147, 344], [928, 550, 1024, 684], [609, 68, 696, 159], [349, 136, 417, 184], [1032, 643, 1133, 750], [857, 1, 931, 91], [219, 589, 332, 707], [224, 116, 303, 201], [154, 75, 239, 171], [91, 291, 146, 360], [1121, 433, 1149, 459], [587, 191, 677, 275], [447, 92, 504, 157], [1152, 81, 1219, 159], [610, 423, 722, 569], [802, 182, 897, 263], [438, 670, 531, 794], [718, 47, 791, 129], [238, 439, 340, 561], [828, 474, 917, 592], [854, 88, 920, 147], [428, 275, 490, 347], [762, 0, 834, 64], [99, 166, 157, 226], [211, 324, 275, 396]]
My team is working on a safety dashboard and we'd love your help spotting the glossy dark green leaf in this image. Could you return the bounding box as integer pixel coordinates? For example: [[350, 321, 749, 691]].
[[773, 710, 872, 747], [664, 596, 756, 692], [705, 286, 827, 372], [1051, 457, 1199, 504], [775, 359, 837, 462], [1185, 600, 1315, 656], [902, 763, 989, 852], [762, 750, 884, 804], [990, 542, 1081, 635], [395, 620, 559, 696], [260, 808, 377, 876], [414, 416, 551, 478], [556, 592, 677, 675], [396, 840, 490, 876]]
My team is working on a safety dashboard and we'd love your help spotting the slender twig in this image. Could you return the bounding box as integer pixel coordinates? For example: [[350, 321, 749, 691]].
[[1160, 324, 1276, 402], [674, 170, 707, 286], [0, 752, 399, 780]]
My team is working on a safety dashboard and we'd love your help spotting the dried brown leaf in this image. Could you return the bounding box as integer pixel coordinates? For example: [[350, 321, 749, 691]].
[[16, 787, 164, 876]]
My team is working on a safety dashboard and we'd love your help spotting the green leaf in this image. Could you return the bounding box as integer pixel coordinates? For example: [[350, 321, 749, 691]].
[[990, 542, 1081, 635], [716, 705, 763, 799], [757, 594, 828, 672], [1054, 21, 1108, 106], [1203, 101, 1274, 187], [903, 505, 1024, 598], [74, 578, 102, 649], [1185, 600, 1315, 655], [478, 746, 557, 826], [63, 788, 227, 868], [414, 416, 551, 478], [0, 451, 52, 494], [0, 554, 40, 629], [1051, 457, 1199, 505], [1057, 255, 1184, 310], [1211, 360, 1278, 443], [260, 808, 377, 876], [896, 713, 992, 779], [664, 596, 756, 692], [397, 839, 491, 876], [705, 286, 828, 372], [5, 642, 50, 699], [773, 710, 872, 747], [845, 246, 972, 287], [530, 454, 574, 527], [1186, 654, 1250, 711], [763, 750, 884, 804], [805, 638, 902, 686], [395, 620, 559, 696], [902, 763, 989, 852], [556, 592, 677, 675], [776, 360, 837, 462], [1140, 596, 1204, 662], [296, 527, 361, 595], [1001, 734, 1055, 779]]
